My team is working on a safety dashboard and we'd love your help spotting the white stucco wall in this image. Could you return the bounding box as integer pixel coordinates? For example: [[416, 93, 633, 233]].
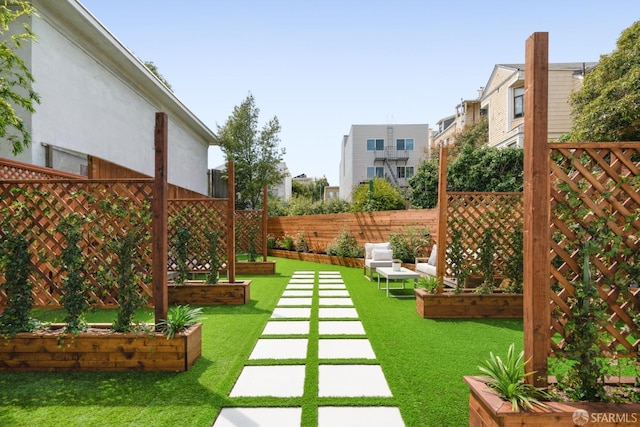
[[0, 1, 214, 195]]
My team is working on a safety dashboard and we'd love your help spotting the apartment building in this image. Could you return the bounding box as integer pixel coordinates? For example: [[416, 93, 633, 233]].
[[339, 124, 429, 200], [480, 62, 596, 148], [430, 95, 485, 157]]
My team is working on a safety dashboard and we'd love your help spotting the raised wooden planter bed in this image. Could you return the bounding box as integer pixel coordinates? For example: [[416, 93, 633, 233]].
[[414, 288, 523, 319], [0, 322, 202, 372], [268, 249, 363, 268], [235, 260, 276, 275], [465, 375, 640, 427], [168, 280, 251, 305]]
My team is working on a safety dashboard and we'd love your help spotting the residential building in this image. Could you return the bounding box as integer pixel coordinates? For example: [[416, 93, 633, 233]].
[[0, 0, 217, 194], [480, 62, 596, 148], [430, 93, 485, 156], [339, 124, 429, 200], [271, 162, 292, 200]]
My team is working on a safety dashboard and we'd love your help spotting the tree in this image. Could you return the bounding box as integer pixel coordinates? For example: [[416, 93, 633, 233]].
[[351, 178, 406, 212], [143, 60, 172, 91], [0, 0, 39, 155], [448, 145, 523, 192], [217, 93, 285, 209], [564, 20, 640, 142], [408, 159, 439, 209]]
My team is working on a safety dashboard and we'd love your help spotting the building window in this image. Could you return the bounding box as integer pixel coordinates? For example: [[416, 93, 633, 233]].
[[396, 166, 415, 179], [396, 138, 414, 151], [513, 87, 524, 118], [366, 138, 384, 151], [367, 166, 384, 178]]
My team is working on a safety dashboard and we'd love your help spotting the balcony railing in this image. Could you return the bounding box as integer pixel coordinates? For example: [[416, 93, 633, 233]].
[[374, 146, 410, 161]]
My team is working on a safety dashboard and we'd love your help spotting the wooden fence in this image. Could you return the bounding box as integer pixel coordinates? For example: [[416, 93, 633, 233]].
[[267, 209, 438, 253]]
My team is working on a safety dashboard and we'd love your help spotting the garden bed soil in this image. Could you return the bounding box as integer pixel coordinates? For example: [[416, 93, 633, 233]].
[[414, 288, 523, 319], [0, 322, 202, 372], [465, 375, 640, 427], [168, 280, 251, 305]]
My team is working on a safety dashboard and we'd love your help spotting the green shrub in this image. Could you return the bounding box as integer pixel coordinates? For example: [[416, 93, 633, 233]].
[[326, 229, 363, 258], [390, 226, 432, 263], [295, 231, 308, 253], [278, 234, 295, 251], [156, 305, 203, 339], [351, 178, 406, 212]]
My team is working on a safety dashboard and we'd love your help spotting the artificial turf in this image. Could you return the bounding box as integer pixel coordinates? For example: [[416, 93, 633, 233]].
[[0, 257, 524, 426]]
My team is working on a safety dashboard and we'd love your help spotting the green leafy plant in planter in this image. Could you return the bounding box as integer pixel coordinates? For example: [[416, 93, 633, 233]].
[[247, 228, 258, 262], [448, 226, 469, 293], [390, 226, 432, 263], [478, 343, 548, 411], [416, 276, 440, 293], [326, 228, 363, 258], [0, 230, 38, 336], [504, 226, 523, 294], [97, 198, 152, 333], [558, 250, 609, 402], [57, 213, 90, 334], [205, 229, 221, 284], [295, 231, 309, 253], [156, 305, 203, 339], [476, 227, 496, 294], [278, 234, 295, 251]]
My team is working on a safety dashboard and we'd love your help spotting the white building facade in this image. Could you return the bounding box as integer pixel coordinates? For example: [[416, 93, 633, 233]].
[[0, 0, 217, 194], [339, 124, 429, 200]]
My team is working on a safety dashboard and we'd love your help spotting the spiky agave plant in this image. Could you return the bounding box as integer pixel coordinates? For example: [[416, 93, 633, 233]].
[[478, 343, 548, 411], [156, 305, 203, 339]]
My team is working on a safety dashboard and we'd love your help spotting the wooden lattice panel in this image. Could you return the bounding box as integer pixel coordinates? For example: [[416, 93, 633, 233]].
[[0, 179, 154, 308], [548, 142, 640, 358], [167, 199, 228, 272], [236, 210, 264, 255], [444, 192, 523, 284], [0, 158, 84, 180]]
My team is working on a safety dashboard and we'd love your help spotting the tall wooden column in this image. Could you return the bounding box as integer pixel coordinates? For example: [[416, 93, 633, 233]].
[[523, 32, 550, 387], [262, 185, 268, 262], [227, 160, 236, 283], [153, 112, 169, 324], [435, 146, 449, 292]]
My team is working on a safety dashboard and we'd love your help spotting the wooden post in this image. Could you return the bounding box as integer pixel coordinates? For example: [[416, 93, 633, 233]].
[[523, 32, 550, 387], [153, 112, 169, 325], [227, 160, 236, 283], [262, 185, 268, 261], [435, 146, 449, 292]]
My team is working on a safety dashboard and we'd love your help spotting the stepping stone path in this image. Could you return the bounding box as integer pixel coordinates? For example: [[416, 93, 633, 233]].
[[212, 270, 404, 427]]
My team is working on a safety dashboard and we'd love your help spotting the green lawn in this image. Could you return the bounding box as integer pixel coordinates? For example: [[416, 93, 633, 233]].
[[0, 257, 524, 426]]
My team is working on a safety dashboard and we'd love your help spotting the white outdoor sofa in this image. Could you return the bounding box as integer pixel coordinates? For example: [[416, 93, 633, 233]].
[[363, 242, 393, 280], [415, 244, 457, 288]]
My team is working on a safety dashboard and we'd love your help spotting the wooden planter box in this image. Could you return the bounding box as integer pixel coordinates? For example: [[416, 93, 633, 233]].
[[465, 375, 640, 427], [235, 260, 276, 275], [168, 280, 251, 305], [268, 249, 363, 268], [414, 288, 523, 319], [0, 322, 202, 372]]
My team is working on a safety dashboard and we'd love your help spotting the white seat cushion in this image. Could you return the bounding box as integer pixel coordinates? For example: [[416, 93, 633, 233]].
[[415, 262, 436, 277], [365, 242, 391, 259]]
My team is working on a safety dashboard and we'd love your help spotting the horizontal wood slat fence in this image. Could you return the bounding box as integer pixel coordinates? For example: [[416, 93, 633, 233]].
[[267, 209, 438, 253], [548, 142, 640, 358], [0, 157, 265, 308]]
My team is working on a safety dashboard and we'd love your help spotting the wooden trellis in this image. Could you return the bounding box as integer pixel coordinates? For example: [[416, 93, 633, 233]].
[[443, 192, 523, 284], [548, 142, 640, 358], [236, 210, 265, 256], [0, 179, 154, 307], [167, 198, 229, 272]]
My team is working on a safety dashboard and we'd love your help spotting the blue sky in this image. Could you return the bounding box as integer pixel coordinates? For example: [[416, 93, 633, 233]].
[[79, 0, 638, 185]]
